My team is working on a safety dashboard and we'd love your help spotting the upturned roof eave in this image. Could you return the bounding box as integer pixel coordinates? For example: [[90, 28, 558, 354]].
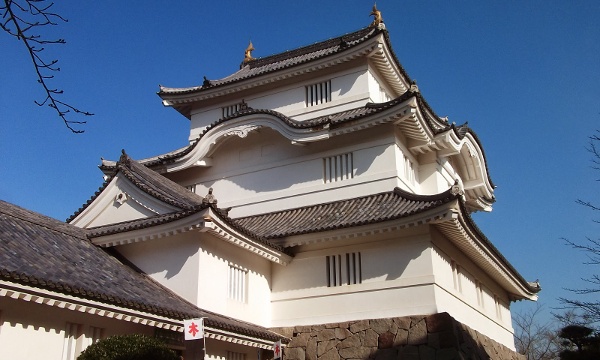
[[157, 26, 414, 114], [435, 203, 540, 301]]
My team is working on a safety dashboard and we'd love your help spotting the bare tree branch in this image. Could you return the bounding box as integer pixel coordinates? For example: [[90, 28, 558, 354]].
[[560, 131, 600, 324], [1, 0, 92, 133]]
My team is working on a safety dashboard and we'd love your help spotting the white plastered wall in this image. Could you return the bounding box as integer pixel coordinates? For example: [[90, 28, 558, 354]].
[[169, 125, 421, 218], [117, 231, 202, 305], [271, 227, 438, 327], [0, 296, 152, 360], [429, 227, 516, 349], [116, 230, 272, 327], [189, 64, 372, 140]]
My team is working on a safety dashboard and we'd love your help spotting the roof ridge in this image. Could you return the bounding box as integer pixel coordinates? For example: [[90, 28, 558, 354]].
[[244, 26, 376, 70]]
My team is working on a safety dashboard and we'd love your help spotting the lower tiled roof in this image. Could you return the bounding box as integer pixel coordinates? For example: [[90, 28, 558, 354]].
[[234, 187, 459, 239], [0, 200, 285, 342]]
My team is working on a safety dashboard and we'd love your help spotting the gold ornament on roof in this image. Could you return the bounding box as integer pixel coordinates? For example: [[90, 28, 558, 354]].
[[370, 4, 383, 28], [243, 41, 255, 63]]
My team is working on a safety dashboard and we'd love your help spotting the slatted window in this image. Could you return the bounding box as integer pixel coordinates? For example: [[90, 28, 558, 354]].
[[323, 152, 353, 183], [402, 153, 417, 185], [62, 322, 82, 360], [306, 80, 331, 107], [452, 261, 462, 293], [227, 351, 247, 360], [495, 296, 503, 320], [379, 86, 391, 102], [85, 326, 103, 348], [228, 264, 247, 303], [222, 101, 246, 118], [185, 184, 196, 193], [326, 252, 361, 287]]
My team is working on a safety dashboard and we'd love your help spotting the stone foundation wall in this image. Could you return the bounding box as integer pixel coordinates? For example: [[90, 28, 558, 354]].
[[272, 313, 523, 360]]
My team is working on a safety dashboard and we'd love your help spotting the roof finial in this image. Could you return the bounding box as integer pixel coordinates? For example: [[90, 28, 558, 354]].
[[119, 149, 129, 164], [370, 4, 384, 28], [202, 188, 218, 206], [243, 41, 255, 64]]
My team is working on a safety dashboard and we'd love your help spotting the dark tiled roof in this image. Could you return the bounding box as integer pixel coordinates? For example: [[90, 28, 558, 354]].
[[102, 90, 449, 171], [86, 204, 287, 254], [234, 187, 459, 239], [118, 152, 204, 210], [159, 26, 406, 96], [86, 207, 206, 238], [0, 200, 286, 342], [456, 200, 540, 294], [69, 151, 204, 222]]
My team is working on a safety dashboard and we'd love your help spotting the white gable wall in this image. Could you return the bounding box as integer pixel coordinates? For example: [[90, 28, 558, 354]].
[[196, 233, 272, 327], [116, 230, 273, 327], [116, 231, 202, 305], [71, 176, 180, 228]]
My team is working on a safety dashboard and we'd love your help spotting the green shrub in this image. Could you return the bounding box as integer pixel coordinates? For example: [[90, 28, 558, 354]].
[[78, 334, 178, 360]]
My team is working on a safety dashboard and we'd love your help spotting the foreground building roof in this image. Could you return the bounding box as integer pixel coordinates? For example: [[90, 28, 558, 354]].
[[0, 200, 286, 344]]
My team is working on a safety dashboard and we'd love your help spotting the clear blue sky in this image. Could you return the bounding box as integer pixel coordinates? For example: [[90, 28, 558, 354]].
[[1, 1, 599, 323]]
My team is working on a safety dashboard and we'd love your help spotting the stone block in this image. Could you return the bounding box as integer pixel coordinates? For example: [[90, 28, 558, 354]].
[[410, 316, 425, 327], [318, 340, 338, 356], [393, 317, 411, 330], [425, 312, 454, 333], [378, 331, 394, 349], [307, 337, 318, 360], [289, 332, 311, 347], [371, 318, 393, 334], [339, 334, 361, 349], [295, 326, 313, 334], [363, 329, 378, 347], [393, 329, 408, 346], [285, 347, 306, 360], [317, 329, 337, 342], [407, 319, 427, 345], [318, 348, 340, 360], [338, 346, 372, 359], [349, 320, 370, 333], [335, 327, 352, 340]]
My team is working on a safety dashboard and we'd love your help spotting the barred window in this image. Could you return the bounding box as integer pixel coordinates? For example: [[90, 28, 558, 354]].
[[227, 351, 247, 360], [222, 101, 247, 118], [85, 326, 104, 348], [306, 80, 331, 107], [402, 153, 417, 185], [326, 252, 362, 287], [228, 264, 247, 303], [323, 152, 353, 183], [62, 322, 82, 360]]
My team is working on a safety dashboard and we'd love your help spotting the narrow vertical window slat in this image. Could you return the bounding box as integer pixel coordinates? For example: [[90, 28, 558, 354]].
[[346, 253, 350, 285]]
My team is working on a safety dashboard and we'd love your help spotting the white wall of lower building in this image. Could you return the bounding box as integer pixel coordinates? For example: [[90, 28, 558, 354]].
[[117, 231, 202, 305], [117, 230, 273, 327], [0, 296, 154, 360]]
